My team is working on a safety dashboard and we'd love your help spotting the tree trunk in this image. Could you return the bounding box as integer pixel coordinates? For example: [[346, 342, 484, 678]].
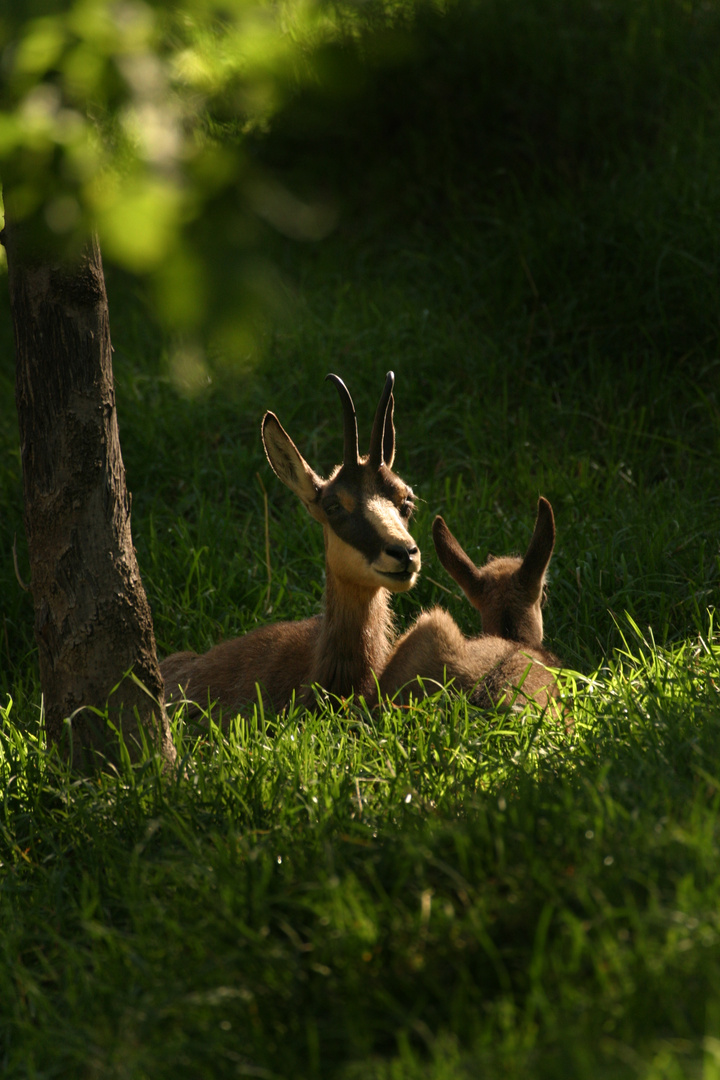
[[2, 209, 175, 771]]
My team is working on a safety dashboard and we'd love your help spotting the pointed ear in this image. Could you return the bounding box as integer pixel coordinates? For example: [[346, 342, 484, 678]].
[[383, 393, 395, 468], [517, 497, 555, 600], [262, 412, 325, 522], [432, 515, 486, 608]]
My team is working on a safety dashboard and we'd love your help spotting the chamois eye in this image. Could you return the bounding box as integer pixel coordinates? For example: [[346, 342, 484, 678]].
[[399, 496, 415, 520], [324, 498, 343, 516]]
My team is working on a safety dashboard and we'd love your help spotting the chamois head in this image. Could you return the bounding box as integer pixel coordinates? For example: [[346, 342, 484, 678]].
[[262, 372, 420, 593], [432, 497, 555, 647]]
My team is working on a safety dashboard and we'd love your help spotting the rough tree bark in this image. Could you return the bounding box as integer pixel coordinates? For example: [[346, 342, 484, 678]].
[[2, 207, 175, 770]]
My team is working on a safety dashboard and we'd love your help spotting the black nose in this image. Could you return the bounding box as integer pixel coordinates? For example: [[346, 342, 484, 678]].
[[385, 544, 418, 571]]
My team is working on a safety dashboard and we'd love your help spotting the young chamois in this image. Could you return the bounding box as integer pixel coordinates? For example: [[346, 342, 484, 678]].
[[376, 497, 562, 712], [161, 372, 421, 721]]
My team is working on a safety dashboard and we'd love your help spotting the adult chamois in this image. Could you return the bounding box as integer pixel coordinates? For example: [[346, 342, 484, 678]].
[[161, 372, 420, 722], [376, 497, 563, 712]]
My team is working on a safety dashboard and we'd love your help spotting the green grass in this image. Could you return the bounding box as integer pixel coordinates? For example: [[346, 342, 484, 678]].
[[2, 0, 720, 1074], [2, 629, 720, 1077]]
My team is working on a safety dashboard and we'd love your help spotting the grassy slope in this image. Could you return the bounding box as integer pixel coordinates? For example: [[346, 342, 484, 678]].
[[1, 0, 720, 1075]]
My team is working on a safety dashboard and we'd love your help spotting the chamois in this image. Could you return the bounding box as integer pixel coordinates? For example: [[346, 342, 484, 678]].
[[161, 372, 421, 721], [376, 497, 562, 711]]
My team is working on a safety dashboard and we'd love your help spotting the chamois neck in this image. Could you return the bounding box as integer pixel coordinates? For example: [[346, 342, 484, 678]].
[[309, 569, 395, 702]]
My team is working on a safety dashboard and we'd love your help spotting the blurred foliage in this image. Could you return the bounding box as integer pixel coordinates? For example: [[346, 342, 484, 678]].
[[0, 0, 427, 368], [1, 0, 719, 372]]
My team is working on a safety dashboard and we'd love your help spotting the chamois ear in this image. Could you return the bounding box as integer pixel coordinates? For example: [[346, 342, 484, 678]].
[[432, 515, 487, 607], [383, 393, 395, 468], [517, 497, 555, 601], [262, 412, 325, 522]]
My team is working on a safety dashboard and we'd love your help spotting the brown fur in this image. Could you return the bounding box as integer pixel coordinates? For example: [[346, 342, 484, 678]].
[[161, 373, 420, 723], [377, 497, 563, 713]]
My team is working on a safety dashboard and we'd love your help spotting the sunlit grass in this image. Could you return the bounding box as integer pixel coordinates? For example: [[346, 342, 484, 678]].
[[1, 616, 719, 1076]]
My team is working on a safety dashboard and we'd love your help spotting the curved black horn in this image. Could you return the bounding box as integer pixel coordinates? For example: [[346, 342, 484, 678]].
[[369, 371, 395, 470], [326, 373, 359, 466]]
